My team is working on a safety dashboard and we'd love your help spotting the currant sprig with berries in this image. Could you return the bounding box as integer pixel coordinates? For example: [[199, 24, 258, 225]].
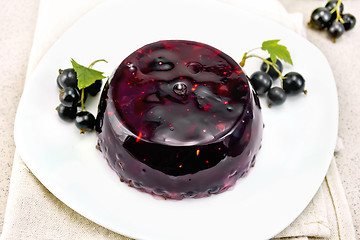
[[71, 59, 107, 110], [240, 40, 306, 107], [308, 0, 356, 42], [56, 59, 108, 133]]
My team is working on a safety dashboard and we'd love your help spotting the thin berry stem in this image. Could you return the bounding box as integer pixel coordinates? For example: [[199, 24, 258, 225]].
[[88, 59, 108, 69], [239, 47, 261, 67], [241, 54, 285, 87], [246, 47, 261, 54], [81, 89, 85, 111], [331, 0, 345, 23]]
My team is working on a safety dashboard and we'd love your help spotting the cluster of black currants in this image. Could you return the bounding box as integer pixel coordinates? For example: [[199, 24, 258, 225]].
[[249, 58, 306, 107], [56, 69, 102, 133], [309, 0, 356, 42]]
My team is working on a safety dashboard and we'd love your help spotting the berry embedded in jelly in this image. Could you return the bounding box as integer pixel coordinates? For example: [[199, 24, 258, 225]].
[[97, 40, 263, 199]]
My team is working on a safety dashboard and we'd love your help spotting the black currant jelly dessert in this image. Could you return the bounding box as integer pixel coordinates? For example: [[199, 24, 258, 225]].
[[96, 40, 263, 199]]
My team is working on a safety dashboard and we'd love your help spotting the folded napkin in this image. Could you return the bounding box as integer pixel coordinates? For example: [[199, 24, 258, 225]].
[[1, 0, 356, 239]]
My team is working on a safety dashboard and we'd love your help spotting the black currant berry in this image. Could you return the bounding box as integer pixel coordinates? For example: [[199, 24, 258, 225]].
[[59, 87, 80, 107], [75, 111, 96, 133], [267, 87, 286, 106], [309, 7, 333, 30], [342, 14, 356, 30], [325, 0, 344, 16], [85, 80, 102, 96], [260, 58, 283, 80], [328, 21, 345, 40], [57, 68, 77, 89], [249, 71, 272, 95], [57, 104, 77, 121], [283, 72, 305, 95]]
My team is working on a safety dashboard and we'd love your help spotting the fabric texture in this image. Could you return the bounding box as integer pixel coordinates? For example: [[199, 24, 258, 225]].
[[1, 0, 356, 239]]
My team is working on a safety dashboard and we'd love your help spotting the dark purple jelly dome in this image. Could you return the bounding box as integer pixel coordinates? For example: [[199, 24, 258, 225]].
[[97, 40, 263, 199]]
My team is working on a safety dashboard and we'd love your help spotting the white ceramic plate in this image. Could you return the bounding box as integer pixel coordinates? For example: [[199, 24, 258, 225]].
[[14, 0, 338, 239]]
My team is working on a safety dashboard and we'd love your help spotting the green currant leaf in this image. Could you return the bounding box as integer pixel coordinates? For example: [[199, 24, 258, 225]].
[[261, 39, 293, 65], [71, 59, 106, 90]]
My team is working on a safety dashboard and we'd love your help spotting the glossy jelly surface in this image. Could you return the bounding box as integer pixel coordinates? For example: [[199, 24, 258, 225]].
[[97, 40, 263, 199]]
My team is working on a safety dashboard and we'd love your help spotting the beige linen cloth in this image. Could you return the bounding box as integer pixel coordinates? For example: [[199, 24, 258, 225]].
[[1, 0, 356, 239]]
